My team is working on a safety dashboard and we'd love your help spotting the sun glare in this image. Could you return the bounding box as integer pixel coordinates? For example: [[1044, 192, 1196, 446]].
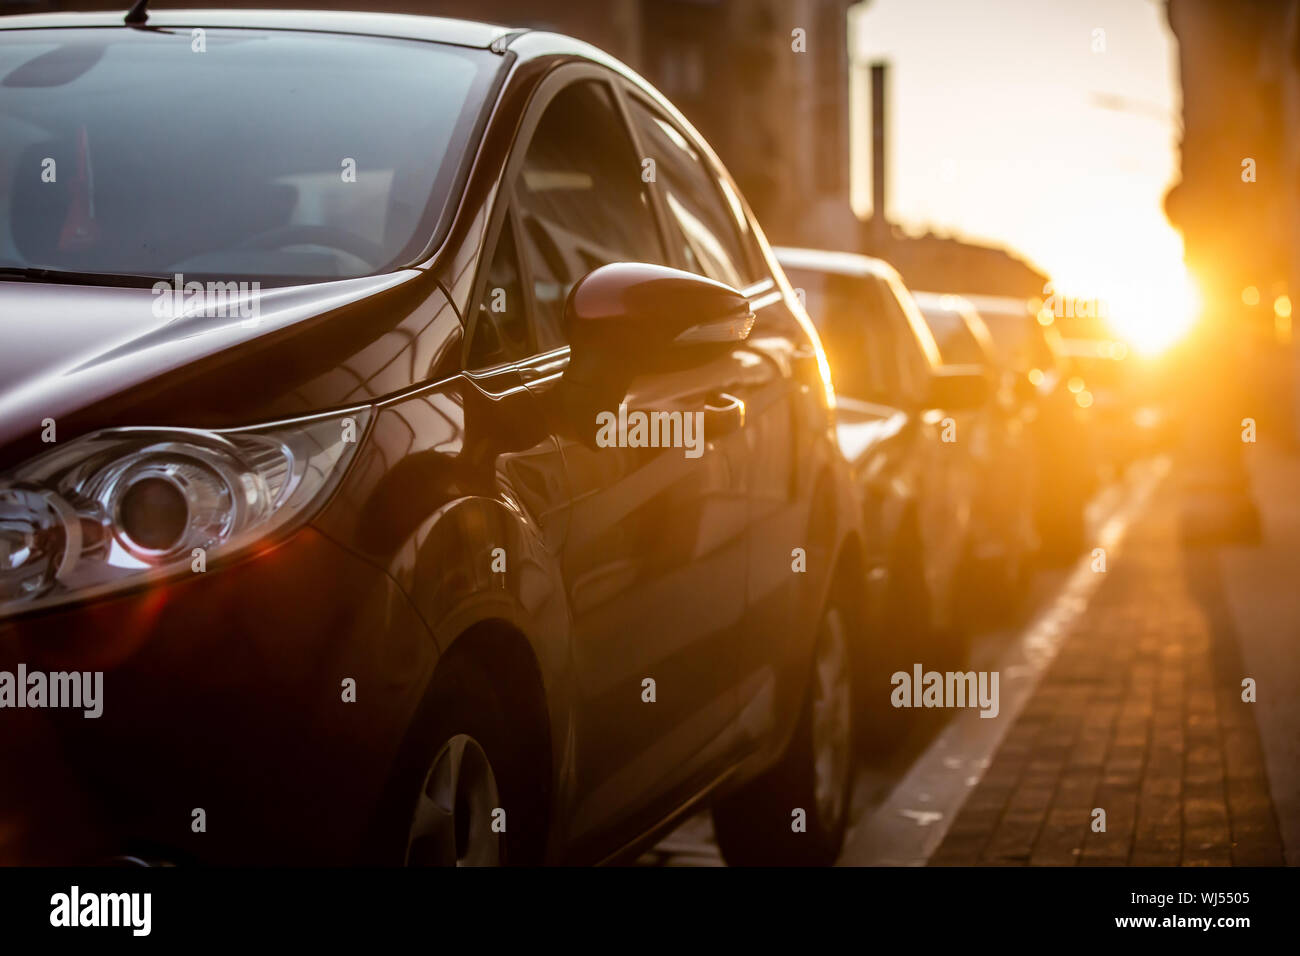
[[1104, 266, 1202, 356], [1045, 224, 1202, 357]]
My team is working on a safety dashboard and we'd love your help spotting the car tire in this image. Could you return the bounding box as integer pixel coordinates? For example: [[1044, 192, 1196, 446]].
[[857, 522, 930, 755], [400, 654, 543, 867], [711, 600, 854, 866]]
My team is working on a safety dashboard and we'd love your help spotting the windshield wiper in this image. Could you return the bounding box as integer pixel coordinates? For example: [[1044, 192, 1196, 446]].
[[0, 266, 167, 289]]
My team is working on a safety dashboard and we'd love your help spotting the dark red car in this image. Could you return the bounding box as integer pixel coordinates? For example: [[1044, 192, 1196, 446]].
[[0, 10, 862, 866]]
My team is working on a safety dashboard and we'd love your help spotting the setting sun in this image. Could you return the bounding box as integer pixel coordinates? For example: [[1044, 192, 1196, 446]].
[[1098, 262, 1201, 357], [852, 0, 1194, 357], [1045, 225, 1201, 356]]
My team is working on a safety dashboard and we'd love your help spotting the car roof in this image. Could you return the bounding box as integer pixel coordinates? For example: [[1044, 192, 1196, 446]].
[[773, 246, 900, 282], [913, 292, 998, 355], [959, 293, 1035, 320], [911, 290, 975, 315], [0, 9, 514, 49], [776, 247, 945, 366]]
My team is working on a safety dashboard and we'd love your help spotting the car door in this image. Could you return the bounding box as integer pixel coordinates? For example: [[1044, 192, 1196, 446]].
[[877, 275, 973, 628], [501, 71, 749, 858], [787, 265, 911, 634], [621, 91, 812, 755], [940, 307, 1008, 563]]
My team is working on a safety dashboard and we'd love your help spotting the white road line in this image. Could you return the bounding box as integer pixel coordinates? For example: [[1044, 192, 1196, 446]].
[[838, 456, 1171, 866]]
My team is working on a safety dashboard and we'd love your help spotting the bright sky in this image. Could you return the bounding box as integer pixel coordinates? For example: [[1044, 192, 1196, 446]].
[[849, 0, 1196, 352]]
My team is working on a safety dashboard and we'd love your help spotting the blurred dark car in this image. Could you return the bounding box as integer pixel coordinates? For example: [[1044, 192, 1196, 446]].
[[961, 295, 1094, 562], [0, 10, 862, 867], [912, 292, 1036, 616], [775, 249, 990, 729]]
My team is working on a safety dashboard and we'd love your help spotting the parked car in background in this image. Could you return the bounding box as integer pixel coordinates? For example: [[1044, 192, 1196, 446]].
[[961, 295, 1093, 562], [775, 249, 989, 745], [1052, 333, 1172, 475], [912, 292, 1036, 618], [0, 10, 863, 867]]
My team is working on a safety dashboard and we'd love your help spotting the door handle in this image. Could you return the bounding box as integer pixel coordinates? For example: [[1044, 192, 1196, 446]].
[[703, 392, 746, 436]]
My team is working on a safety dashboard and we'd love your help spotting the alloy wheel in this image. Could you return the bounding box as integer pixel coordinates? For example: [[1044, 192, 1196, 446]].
[[405, 733, 503, 866]]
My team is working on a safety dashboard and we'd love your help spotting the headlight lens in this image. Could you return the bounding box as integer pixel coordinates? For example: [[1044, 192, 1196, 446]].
[[0, 408, 369, 617]]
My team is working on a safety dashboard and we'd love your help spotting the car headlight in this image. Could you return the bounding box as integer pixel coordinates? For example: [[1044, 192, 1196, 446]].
[[0, 408, 370, 618]]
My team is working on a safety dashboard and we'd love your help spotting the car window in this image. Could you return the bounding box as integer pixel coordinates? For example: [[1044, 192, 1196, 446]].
[[856, 278, 905, 401], [877, 276, 934, 403], [513, 80, 665, 349], [923, 307, 985, 366], [980, 309, 1058, 372], [468, 216, 530, 369], [626, 97, 754, 290], [783, 265, 900, 403], [717, 175, 765, 279], [0, 28, 499, 284]]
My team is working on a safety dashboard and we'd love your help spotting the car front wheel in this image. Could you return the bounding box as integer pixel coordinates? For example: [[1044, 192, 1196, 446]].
[[399, 654, 542, 867], [405, 732, 504, 866]]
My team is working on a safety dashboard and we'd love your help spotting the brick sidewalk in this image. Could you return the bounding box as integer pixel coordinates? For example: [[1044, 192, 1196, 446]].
[[930, 486, 1285, 866]]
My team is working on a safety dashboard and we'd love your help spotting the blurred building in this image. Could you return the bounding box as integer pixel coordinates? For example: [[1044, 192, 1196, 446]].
[[1161, 0, 1300, 537], [623, 0, 862, 250], [862, 228, 1048, 299], [1164, 0, 1299, 362], [855, 60, 1046, 297]]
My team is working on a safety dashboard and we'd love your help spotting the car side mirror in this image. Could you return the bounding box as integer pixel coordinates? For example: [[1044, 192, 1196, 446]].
[[927, 365, 990, 410], [559, 263, 754, 444], [564, 262, 754, 363]]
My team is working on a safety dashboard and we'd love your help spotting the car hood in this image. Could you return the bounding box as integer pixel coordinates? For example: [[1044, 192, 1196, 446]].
[[0, 271, 462, 471]]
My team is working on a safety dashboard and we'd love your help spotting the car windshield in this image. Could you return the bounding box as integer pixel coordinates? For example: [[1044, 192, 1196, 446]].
[[0, 28, 499, 285], [978, 309, 1057, 370], [783, 265, 863, 338], [783, 264, 889, 401], [919, 306, 983, 365]]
